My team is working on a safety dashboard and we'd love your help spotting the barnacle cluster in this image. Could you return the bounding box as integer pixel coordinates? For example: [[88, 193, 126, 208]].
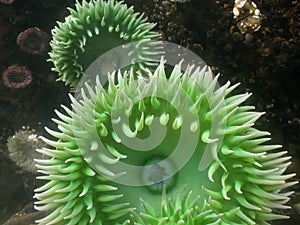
[[233, 0, 262, 34], [35, 60, 296, 224], [7, 129, 45, 173], [49, 0, 162, 87]]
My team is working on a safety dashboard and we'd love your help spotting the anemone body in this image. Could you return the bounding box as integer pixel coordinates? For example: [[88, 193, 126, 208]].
[[7, 129, 45, 173], [49, 0, 162, 87], [2, 65, 33, 89], [35, 61, 296, 225]]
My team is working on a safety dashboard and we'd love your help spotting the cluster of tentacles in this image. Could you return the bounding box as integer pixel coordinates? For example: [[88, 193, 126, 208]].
[[35, 59, 296, 224]]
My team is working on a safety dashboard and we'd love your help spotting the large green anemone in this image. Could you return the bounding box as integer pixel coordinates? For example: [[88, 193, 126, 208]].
[[49, 0, 162, 87], [35, 61, 296, 225]]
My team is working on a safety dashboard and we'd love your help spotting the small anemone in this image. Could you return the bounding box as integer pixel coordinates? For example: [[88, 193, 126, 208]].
[[1, 65, 33, 89], [17, 27, 49, 55], [35, 61, 296, 224], [7, 129, 46, 173], [49, 0, 162, 87]]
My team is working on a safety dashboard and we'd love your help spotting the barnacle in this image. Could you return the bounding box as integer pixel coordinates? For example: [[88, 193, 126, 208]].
[[35, 60, 296, 224], [49, 0, 162, 87]]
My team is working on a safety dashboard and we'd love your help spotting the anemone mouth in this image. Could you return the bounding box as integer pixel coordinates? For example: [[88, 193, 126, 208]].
[[49, 0, 162, 87], [141, 156, 178, 193], [35, 61, 296, 225]]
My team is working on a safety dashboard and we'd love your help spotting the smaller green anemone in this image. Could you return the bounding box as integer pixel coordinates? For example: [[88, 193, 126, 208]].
[[49, 0, 162, 87], [35, 61, 297, 225]]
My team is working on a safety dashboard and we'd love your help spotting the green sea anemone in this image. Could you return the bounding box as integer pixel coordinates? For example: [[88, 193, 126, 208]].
[[7, 129, 45, 173], [49, 0, 162, 87], [34, 61, 296, 225]]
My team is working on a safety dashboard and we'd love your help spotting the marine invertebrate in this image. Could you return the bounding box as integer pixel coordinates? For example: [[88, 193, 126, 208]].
[[7, 129, 46, 173], [49, 0, 162, 87], [17, 27, 49, 55], [0, 0, 14, 4], [35, 60, 296, 224], [2, 65, 33, 89]]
